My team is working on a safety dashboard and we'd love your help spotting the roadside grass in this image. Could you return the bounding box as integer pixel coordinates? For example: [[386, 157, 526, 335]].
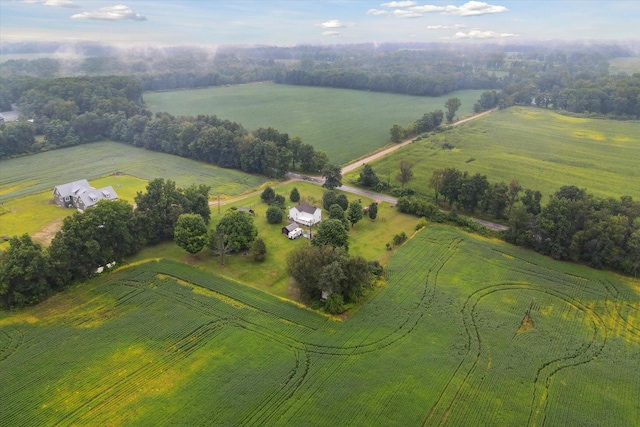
[[145, 83, 486, 165], [0, 141, 268, 202], [0, 175, 148, 250], [345, 106, 640, 201], [130, 181, 419, 299]]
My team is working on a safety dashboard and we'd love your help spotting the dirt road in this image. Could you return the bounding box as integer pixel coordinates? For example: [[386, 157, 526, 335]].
[[340, 108, 497, 175]]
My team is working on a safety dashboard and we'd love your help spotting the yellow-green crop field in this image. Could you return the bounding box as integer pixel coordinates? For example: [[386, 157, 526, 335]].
[[144, 83, 486, 165], [0, 141, 268, 202], [1, 226, 638, 426], [345, 106, 640, 201]]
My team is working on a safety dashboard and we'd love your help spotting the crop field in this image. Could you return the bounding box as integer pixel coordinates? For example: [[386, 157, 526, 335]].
[[609, 57, 640, 75], [0, 141, 268, 202], [2, 225, 638, 426], [345, 106, 640, 201], [144, 83, 486, 165]]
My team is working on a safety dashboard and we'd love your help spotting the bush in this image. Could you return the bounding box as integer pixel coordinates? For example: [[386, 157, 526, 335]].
[[324, 293, 345, 314], [266, 206, 284, 224], [273, 194, 286, 209], [393, 231, 407, 246], [368, 260, 384, 277]]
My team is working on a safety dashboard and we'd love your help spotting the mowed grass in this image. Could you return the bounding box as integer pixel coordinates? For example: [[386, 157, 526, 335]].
[[144, 83, 486, 165], [0, 141, 268, 202], [345, 106, 640, 201], [132, 181, 419, 298], [1, 225, 637, 426], [0, 175, 147, 250]]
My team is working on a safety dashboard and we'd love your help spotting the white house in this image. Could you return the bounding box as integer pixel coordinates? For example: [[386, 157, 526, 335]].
[[288, 202, 321, 227]]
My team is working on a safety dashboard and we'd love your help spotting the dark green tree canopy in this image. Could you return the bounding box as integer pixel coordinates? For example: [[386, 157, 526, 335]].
[[216, 208, 258, 252], [312, 219, 349, 250], [445, 97, 462, 123], [174, 214, 208, 255], [322, 190, 338, 211], [358, 164, 380, 188], [347, 201, 363, 228], [322, 164, 342, 190], [266, 205, 284, 224], [261, 186, 276, 204], [368, 202, 378, 220], [290, 187, 300, 203], [0, 234, 48, 308]]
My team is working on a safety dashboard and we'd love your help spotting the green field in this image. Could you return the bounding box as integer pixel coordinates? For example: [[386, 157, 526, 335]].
[[0, 141, 268, 202], [144, 83, 486, 165], [2, 225, 638, 425], [609, 57, 640, 75], [345, 106, 640, 201]]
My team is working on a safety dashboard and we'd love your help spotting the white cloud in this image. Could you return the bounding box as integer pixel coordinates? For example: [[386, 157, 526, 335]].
[[427, 24, 467, 29], [322, 31, 341, 37], [44, 0, 81, 8], [317, 19, 344, 29], [367, 9, 389, 16], [410, 5, 445, 13], [70, 4, 147, 21], [403, 2, 507, 17], [443, 2, 508, 17], [454, 29, 517, 38], [382, 1, 417, 8], [394, 9, 422, 18]]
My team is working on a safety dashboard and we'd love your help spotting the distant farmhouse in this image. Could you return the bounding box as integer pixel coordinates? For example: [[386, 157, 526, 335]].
[[288, 202, 321, 227], [0, 111, 19, 123], [53, 179, 118, 212]]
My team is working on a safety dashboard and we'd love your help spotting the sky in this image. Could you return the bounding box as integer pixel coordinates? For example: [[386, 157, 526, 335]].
[[1, 0, 638, 47]]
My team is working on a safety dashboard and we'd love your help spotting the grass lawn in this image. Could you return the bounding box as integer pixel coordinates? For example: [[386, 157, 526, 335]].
[[144, 83, 486, 165], [0, 175, 147, 250], [131, 181, 419, 299], [0, 141, 268, 202], [345, 106, 640, 202]]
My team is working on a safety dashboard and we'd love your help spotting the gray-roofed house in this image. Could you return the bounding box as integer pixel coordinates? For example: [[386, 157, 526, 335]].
[[288, 202, 321, 227], [52, 179, 118, 212], [282, 222, 299, 236]]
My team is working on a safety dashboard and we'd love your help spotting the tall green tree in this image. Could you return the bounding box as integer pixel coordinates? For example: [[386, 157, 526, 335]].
[[215, 208, 258, 252], [174, 214, 208, 255], [396, 160, 414, 190], [0, 234, 49, 308], [347, 201, 363, 228], [429, 168, 445, 205], [322, 190, 338, 210], [322, 163, 343, 190], [134, 178, 185, 244], [357, 164, 380, 188], [445, 97, 462, 123], [368, 202, 378, 220], [290, 187, 300, 203], [312, 219, 349, 250]]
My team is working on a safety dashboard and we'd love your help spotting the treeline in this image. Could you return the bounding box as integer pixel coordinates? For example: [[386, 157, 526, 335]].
[[0, 76, 328, 176], [388, 164, 640, 276], [0, 179, 210, 308]]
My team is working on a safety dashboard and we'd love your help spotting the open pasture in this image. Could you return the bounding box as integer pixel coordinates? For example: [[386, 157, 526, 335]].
[[0, 141, 268, 202], [144, 83, 486, 165], [345, 106, 640, 201], [2, 225, 638, 426]]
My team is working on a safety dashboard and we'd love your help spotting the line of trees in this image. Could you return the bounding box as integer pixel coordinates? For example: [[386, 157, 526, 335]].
[[0, 76, 329, 177], [0, 179, 211, 308]]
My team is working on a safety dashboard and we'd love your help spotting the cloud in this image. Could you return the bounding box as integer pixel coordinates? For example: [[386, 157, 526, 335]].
[[394, 9, 422, 18], [44, 0, 81, 8], [399, 2, 507, 17], [454, 29, 517, 38], [317, 19, 345, 29], [381, 1, 417, 7], [322, 31, 341, 37], [70, 4, 147, 21], [427, 24, 467, 29], [366, 9, 389, 16], [443, 1, 507, 16]]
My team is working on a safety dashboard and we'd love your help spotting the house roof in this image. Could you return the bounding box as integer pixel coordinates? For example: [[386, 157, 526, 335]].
[[53, 179, 92, 198], [283, 223, 299, 232], [76, 186, 118, 208], [295, 202, 319, 214]]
